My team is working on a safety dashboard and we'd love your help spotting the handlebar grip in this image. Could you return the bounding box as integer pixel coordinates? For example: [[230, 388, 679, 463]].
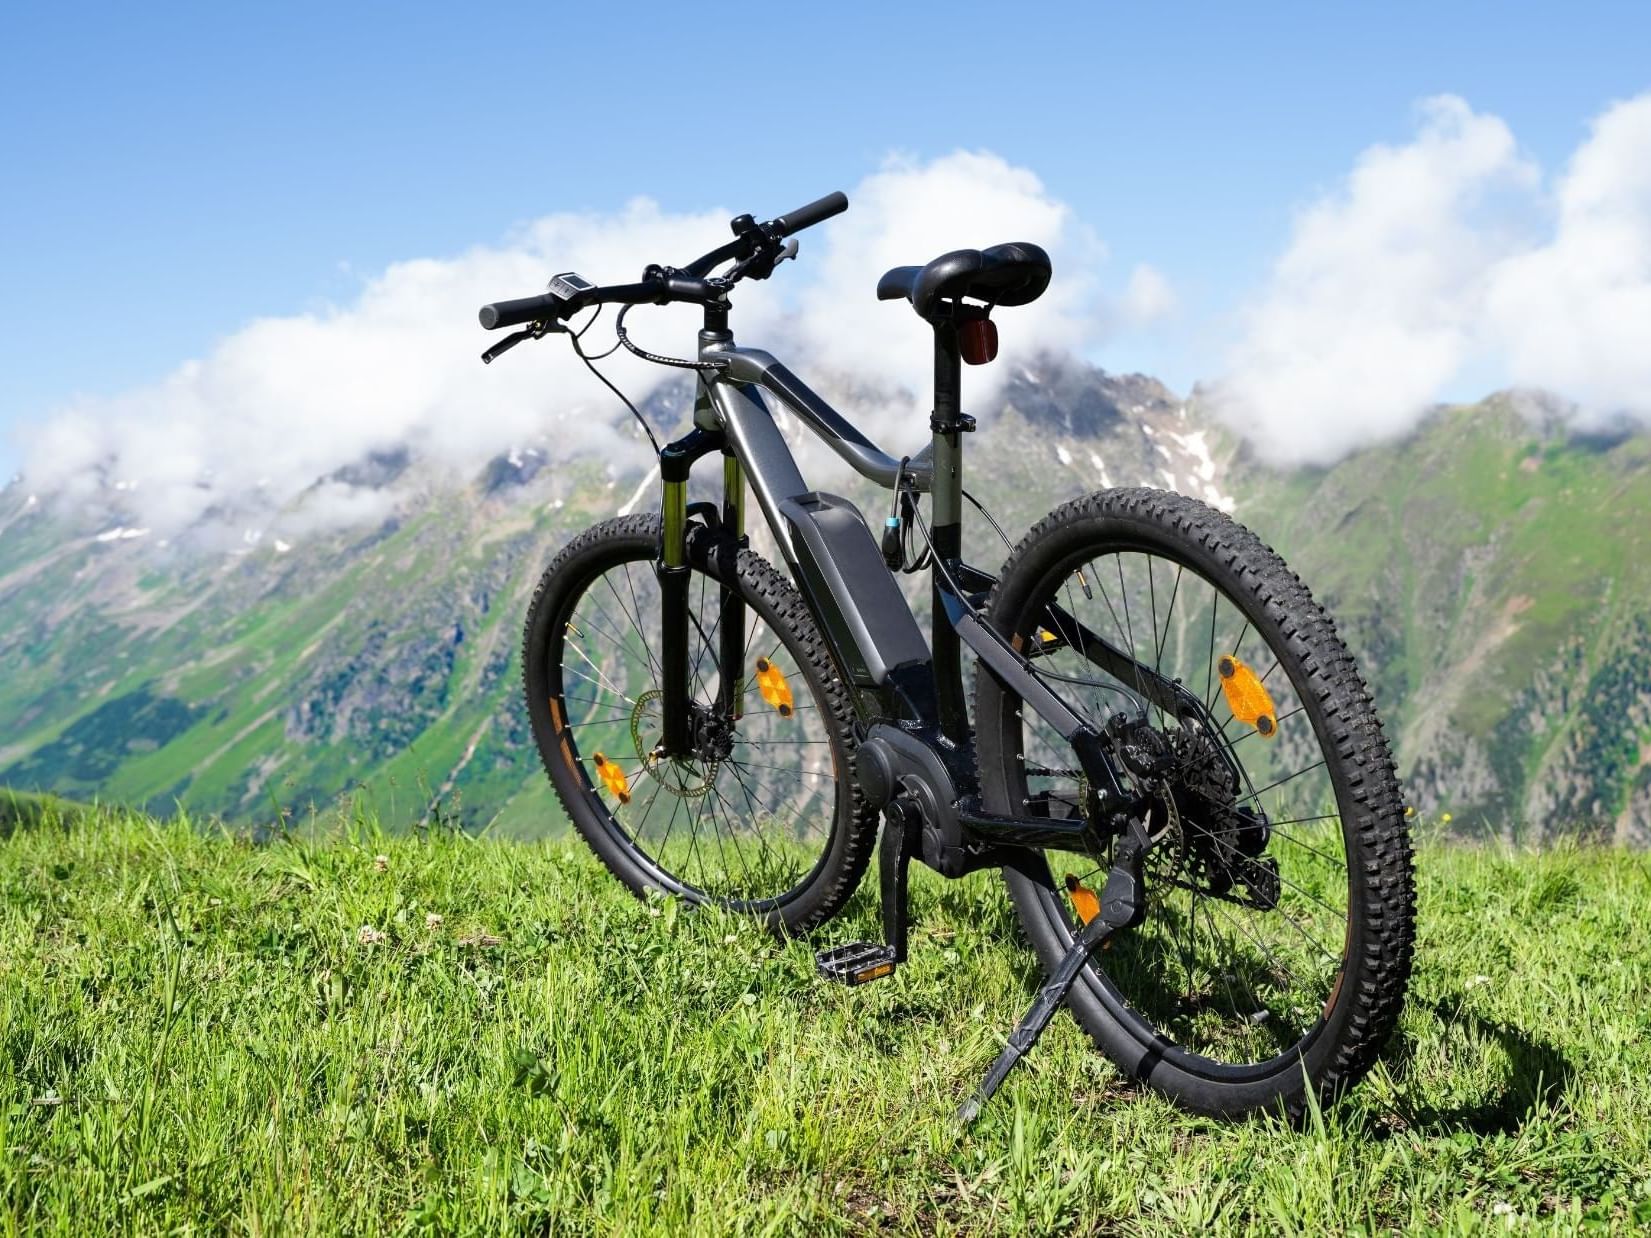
[[771, 191, 848, 237], [478, 292, 564, 330]]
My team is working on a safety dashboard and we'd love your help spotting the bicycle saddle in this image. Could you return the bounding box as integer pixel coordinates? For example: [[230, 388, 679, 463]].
[[876, 242, 1052, 322]]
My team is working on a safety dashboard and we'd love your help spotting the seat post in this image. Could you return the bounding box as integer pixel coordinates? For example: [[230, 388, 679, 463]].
[[929, 314, 971, 746]]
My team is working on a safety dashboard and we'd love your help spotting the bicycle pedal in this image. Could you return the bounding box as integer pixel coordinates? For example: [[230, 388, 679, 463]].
[[815, 941, 897, 985]]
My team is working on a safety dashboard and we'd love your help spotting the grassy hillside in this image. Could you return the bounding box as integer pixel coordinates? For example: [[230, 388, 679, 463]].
[[1237, 396, 1651, 846], [1, 803, 1648, 1232]]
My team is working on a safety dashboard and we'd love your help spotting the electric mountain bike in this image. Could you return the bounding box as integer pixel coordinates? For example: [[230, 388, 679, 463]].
[[479, 191, 1416, 1122]]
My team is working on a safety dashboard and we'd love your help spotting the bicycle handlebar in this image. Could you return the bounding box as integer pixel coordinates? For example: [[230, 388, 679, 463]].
[[478, 191, 847, 330], [770, 190, 848, 237], [478, 279, 669, 331], [477, 292, 565, 331]]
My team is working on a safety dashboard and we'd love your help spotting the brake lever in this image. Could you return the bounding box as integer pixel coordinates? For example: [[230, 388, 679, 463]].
[[479, 320, 562, 365], [723, 237, 800, 284]]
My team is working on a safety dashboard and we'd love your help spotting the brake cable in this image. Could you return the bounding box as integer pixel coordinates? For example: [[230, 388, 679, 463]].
[[883, 457, 933, 574], [568, 317, 663, 458], [963, 485, 1013, 550], [506, 258, 755, 458], [613, 302, 729, 373]]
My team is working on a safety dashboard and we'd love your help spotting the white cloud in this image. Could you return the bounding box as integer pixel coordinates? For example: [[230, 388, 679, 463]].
[[19, 197, 740, 539], [16, 152, 1123, 540], [1212, 92, 1651, 464], [1120, 263, 1177, 326], [1211, 96, 1535, 461], [1485, 95, 1651, 415], [795, 151, 1104, 444]]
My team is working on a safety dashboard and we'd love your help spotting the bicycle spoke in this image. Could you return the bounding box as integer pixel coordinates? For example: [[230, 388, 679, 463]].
[[1002, 534, 1361, 1072], [543, 545, 845, 912]]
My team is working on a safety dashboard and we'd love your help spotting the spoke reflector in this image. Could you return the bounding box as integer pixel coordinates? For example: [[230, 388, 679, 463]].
[[593, 752, 632, 803], [1064, 873, 1100, 924], [1217, 654, 1278, 739], [755, 657, 794, 717]]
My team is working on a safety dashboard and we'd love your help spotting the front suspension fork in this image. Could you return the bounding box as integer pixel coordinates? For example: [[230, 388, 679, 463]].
[[717, 453, 746, 722], [658, 439, 745, 757], [658, 443, 692, 756]]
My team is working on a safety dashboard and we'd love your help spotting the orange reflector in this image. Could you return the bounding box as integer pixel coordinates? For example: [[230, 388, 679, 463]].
[[755, 657, 794, 717], [1065, 874, 1100, 925], [1218, 654, 1278, 739], [593, 752, 631, 803]]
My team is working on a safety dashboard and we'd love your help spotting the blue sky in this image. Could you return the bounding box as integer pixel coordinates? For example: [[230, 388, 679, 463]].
[[4, 1, 1650, 481]]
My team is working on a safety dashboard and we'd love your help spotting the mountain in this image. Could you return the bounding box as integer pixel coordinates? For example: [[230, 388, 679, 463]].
[[1233, 393, 1651, 846], [2, 360, 1647, 844]]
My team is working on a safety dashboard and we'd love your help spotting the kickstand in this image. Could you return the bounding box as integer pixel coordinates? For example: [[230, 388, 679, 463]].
[[957, 814, 1155, 1125]]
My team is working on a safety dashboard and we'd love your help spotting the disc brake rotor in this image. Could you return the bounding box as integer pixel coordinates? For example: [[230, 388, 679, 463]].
[[630, 689, 717, 799]]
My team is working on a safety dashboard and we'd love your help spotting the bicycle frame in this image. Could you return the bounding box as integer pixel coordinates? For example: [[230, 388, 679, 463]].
[[652, 314, 1226, 876]]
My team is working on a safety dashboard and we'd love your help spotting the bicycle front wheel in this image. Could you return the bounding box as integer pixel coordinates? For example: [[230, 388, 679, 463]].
[[974, 489, 1416, 1119], [522, 514, 875, 933]]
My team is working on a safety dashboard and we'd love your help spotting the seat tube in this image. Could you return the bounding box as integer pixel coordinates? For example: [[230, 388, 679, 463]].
[[658, 442, 692, 756], [930, 319, 970, 745], [718, 450, 747, 720]]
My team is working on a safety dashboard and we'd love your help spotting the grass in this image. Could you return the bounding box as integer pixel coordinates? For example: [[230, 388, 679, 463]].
[[1, 802, 1649, 1234]]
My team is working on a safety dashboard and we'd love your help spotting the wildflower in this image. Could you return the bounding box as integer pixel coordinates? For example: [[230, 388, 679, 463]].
[[1440, 812, 1453, 824], [1403, 806, 1415, 818], [425, 912, 444, 931], [373, 854, 390, 873], [358, 925, 387, 946]]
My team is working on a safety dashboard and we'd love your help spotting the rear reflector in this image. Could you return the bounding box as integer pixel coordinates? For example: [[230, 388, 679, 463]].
[[960, 318, 998, 365]]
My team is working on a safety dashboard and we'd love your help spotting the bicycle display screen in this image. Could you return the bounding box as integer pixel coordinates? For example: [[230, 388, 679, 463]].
[[548, 272, 595, 300]]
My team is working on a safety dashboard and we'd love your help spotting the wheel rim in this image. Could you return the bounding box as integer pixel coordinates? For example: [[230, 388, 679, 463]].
[[545, 546, 841, 912], [1007, 541, 1355, 1072]]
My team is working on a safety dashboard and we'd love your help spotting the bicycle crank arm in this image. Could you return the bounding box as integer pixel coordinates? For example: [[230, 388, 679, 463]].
[[957, 814, 1157, 1125]]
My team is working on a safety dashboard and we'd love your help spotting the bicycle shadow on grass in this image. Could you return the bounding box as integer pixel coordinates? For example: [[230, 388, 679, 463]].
[[1374, 994, 1576, 1138]]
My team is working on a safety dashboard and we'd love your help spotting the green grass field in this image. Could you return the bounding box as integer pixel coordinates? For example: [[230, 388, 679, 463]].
[[1, 798, 1648, 1234]]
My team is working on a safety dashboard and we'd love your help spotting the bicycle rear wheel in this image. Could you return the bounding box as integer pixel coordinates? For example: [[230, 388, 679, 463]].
[[523, 514, 875, 933], [974, 489, 1415, 1118]]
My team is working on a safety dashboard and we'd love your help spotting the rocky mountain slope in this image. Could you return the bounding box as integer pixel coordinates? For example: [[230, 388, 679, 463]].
[[2, 361, 1647, 843]]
